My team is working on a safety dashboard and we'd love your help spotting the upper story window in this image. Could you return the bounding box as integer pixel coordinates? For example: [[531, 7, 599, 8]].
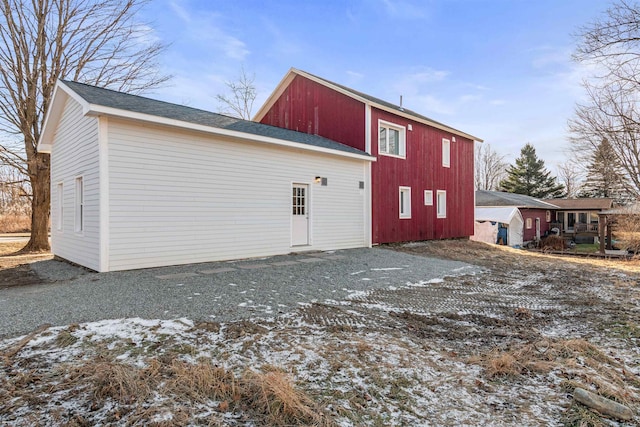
[[442, 138, 451, 167], [379, 121, 406, 158]]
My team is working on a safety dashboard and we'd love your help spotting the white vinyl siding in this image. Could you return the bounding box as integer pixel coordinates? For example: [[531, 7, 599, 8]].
[[56, 182, 63, 231], [106, 119, 368, 271], [378, 120, 406, 158], [49, 97, 100, 270], [437, 190, 447, 218], [442, 138, 450, 168], [399, 186, 411, 219]]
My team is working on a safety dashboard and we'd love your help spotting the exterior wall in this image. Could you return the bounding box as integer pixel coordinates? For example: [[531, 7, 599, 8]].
[[259, 75, 475, 244], [259, 75, 367, 151], [370, 108, 475, 243], [520, 208, 552, 242], [49, 97, 101, 270], [106, 119, 367, 271]]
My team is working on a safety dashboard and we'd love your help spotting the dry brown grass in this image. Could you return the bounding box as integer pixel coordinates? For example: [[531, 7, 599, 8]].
[[0, 214, 30, 233], [540, 235, 567, 251]]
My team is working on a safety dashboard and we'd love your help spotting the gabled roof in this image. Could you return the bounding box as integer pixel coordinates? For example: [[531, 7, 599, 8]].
[[254, 68, 483, 143], [38, 80, 374, 161], [601, 201, 640, 215], [549, 198, 614, 210], [475, 206, 523, 224], [476, 190, 559, 209]]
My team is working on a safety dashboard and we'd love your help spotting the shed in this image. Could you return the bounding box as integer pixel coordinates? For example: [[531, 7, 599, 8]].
[[37, 80, 375, 272], [472, 206, 524, 247]]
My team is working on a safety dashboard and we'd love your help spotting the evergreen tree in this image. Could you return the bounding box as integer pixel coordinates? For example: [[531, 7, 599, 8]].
[[499, 143, 565, 198], [579, 139, 632, 203]]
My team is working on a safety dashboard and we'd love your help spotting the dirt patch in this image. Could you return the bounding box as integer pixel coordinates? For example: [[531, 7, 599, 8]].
[[0, 240, 52, 288]]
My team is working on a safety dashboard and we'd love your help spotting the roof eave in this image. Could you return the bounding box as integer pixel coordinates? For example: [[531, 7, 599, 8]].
[[87, 104, 375, 162]]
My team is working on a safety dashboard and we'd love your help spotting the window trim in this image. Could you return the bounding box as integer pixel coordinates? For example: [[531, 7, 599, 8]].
[[526, 217, 533, 229], [75, 176, 84, 233], [378, 120, 406, 159], [399, 186, 411, 219], [442, 138, 451, 168], [56, 182, 64, 231], [424, 190, 433, 206], [436, 190, 447, 218]]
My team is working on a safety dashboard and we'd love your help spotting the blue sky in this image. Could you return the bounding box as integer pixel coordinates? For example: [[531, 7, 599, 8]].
[[142, 0, 611, 171]]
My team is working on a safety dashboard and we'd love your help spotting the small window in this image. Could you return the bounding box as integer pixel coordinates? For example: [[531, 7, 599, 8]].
[[436, 190, 446, 218], [526, 218, 532, 229], [545, 210, 551, 222], [57, 182, 63, 231], [75, 176, 84, 232], [424, 190, 433, 206], [442, 138, 451, 167], [379, 121, 406, 158], [399, 187, 411, 219]]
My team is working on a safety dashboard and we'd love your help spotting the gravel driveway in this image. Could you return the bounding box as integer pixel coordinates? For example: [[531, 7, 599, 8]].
[[0, 247, 479, 338]]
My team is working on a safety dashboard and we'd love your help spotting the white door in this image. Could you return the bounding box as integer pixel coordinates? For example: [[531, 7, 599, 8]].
[[292, 184, 309, 246]]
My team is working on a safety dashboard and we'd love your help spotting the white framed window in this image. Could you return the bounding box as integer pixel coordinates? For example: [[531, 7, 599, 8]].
[[399, 186, 411, 219], [436, 190, 447, 218], [424, 190, 433, 206], [75, 176, 84, 233], [526, 218, 532, 229], [56, 182, 63, 231], [545, 210, 551, 222], [379, 120, 406, 158], [442, 138, 451, 167]]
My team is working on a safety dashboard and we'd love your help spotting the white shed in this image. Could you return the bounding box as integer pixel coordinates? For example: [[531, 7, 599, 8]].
[[38, 81, 375, 272], [472, 206, 524, 247]]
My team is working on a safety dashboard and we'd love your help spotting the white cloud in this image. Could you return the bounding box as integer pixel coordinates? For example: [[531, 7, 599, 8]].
[[379, 0, 428, 19], [169, 1, 191, 24]]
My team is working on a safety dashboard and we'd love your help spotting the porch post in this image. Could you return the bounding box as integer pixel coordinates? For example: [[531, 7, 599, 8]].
[[606, 215, 613, 250]]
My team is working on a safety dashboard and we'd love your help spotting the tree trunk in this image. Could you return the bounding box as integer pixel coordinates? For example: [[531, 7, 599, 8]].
[[21, 152, 50, 252]]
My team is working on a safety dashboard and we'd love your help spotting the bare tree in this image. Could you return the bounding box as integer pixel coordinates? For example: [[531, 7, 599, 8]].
[[556, 160, 583, 198], [215, 68, 257, 120], [570, 0, 640, 199], [0, 0, 169, 252], [474, 143, 507, 191]]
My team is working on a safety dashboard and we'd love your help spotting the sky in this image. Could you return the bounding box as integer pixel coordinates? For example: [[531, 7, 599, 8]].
[[141, 0, 612, 172]]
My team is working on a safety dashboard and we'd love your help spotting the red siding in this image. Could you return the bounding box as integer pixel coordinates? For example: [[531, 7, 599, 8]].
[[260, 74, 475, 244], [260, 75, 366, 151], [520, 208, 552, 242], [371, 108, 474, 243]]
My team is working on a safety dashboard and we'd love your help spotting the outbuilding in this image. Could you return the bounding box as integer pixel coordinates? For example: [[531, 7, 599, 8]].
[[471, 206, 524, 247], [38, 81, 375, 272]]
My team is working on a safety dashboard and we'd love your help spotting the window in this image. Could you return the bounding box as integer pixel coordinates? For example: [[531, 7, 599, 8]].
[[442, 138, 451, 167], [436, 190, 446, 218], [545, 210, 551, 222], [424, 190, 433, 206], [75, 176, 84, 232], [56, 182, 63, 231], [399, 187, 411, 219], [526, 218, 532, 229], [379, 121, 406, 158]]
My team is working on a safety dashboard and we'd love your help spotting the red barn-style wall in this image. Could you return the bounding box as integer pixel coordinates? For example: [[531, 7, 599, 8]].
[[520, 208, 552, 242], [256, 69, 482, 244]]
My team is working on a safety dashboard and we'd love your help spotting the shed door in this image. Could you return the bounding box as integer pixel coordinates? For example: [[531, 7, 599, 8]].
[[292, 184, 309, 246]]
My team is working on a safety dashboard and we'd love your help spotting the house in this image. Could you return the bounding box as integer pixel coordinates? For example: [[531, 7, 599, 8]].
[[475, 190, 559, 243], [472, 206, 524, 247], [37, 80, 375, 272], [254, 68, 483, 244], [549, 198, 613, 244]]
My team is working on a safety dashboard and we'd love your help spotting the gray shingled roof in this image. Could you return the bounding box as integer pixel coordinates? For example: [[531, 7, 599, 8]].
[[476, 190, 559, 209], [61, 80, 371, 157], [298, 69, 477, 140]]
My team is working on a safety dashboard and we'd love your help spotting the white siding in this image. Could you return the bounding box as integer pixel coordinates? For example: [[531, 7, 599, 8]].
[[49, 97, 100, 270], [107, 119, 367, 271]]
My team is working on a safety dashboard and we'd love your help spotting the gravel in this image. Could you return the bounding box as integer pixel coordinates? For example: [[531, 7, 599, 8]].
[[0, 247, 480, 338]]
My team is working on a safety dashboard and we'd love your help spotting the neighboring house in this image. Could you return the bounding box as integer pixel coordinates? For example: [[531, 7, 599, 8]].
[[549, 198, 613, 244], [472, 206, 524, 247], [475, 190, 558, 243], [255, 68, 483, 244], [38, 81, 374, 272]]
